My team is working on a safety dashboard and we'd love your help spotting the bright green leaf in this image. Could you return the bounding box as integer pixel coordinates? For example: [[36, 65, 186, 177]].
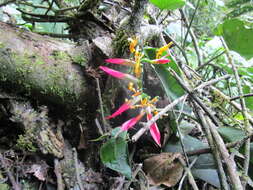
[[218, 19, 253, 59], [100, 137, 131, 179], [149, 0, 185, 10], [243, 85, 253, 111], [143, 47, 185, 101]]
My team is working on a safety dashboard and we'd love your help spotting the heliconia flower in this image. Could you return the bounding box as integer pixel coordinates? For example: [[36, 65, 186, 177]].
[[151, 58, 170, 64], [105, 58, 135, 66], [99, 66, 139, 83], [156, 41, 173, 59], [147, 113, 161, 147], [106, 95, 142, 119], [121, 113, 144, 131]]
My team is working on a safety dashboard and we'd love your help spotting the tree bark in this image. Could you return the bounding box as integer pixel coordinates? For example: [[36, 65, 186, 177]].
[[0, 22, 89, 109]]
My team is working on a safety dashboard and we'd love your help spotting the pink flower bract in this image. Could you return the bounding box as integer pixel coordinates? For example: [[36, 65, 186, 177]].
[[106, 102, 131, 119], [147, 114, 161, 146], [100, 66, 125, 79], [121, 113, 144, 131], [105, 58, 134, 66]]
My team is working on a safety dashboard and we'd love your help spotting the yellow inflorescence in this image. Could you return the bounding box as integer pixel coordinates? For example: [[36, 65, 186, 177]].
[[156, 41, 173, 59], [134, 51, 144, 78], [129, 37, 138, 53]]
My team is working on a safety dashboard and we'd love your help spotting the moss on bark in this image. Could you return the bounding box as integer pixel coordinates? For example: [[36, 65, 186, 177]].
[[0, 22, 88, 109]]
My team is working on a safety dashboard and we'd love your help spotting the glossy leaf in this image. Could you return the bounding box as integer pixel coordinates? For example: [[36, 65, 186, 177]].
[[149, 0, 185, 10], [217, 19, 253, 59], [217, 127, 246, 142], [164, 135, 216, 169], [100, 137, 131, 179], [192, 169, 220, 188]]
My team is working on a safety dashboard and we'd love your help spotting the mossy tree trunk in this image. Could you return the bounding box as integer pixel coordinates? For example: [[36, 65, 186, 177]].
[[0, 22, 90, 109]]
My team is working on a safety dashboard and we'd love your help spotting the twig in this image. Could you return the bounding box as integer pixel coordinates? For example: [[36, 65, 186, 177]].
[[231, 93, 253, 101], [132, 95, 187, 142], [54, 159, 64, 190], [0, 153, 21, 190], [96, 77, 108, 133], [206, 116, 243, 189], [178, 157, 198, 190], [194, 107, 229, 190], [103, 0, 131, 13], [178, 157, 199, 190], [168, 68, 219, 125], [180, 9, 203, 66], [182, 0, 201, 48], [124, 164, 142, 189], [132, 75, 230, 142], [186, 132, 253, 156], [73, 148, 84, 190], [176, 95, 190, 165], [196, 51, 225, 71], [36, 32, 74, 38], [221, 37, 251, 188]]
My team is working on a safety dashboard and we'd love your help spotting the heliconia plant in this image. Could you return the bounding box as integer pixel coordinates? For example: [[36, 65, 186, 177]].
[[99, 37, 173, 146]]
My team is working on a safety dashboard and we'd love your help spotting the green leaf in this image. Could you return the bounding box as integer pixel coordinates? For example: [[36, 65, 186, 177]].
[[164, 135, 216, 169], [243, 85, 253, 111], [217, 127, 246, 142], [143, 47, 185, 101], [217, 19, 253, 59], [149, 0, 185, 10], [192, 169, 220, 188], [100, 137, 131, 179]]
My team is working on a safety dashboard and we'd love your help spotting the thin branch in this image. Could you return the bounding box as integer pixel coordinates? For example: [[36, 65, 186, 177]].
[[221, 37, 251, 188], [186, 131, 253, 156], [73, 148, 84, 190], [178, 157, 198, 190], [182, 0, 201, 48], [206, 117, 243, 189], [178, 157, 199, 190], [231, 93, 253, 101], [36, 32, 74, 38], [176, 95, 190, 166], [196, 51, 226, 71], [0, 153, 21, 190], [180, 9, 203, 66], [96, 77, 108, 133], [54, 159, 64, 190], [168, 68, 219, 125], [194, 107, 229, 190]]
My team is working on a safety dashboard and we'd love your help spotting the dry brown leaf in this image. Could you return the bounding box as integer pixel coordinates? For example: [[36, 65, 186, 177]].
[[143, 152, 183, 187]]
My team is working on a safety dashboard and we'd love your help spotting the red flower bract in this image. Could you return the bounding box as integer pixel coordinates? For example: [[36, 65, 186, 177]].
[[99, 66, 125, 79], [147, 113, 161, 147]]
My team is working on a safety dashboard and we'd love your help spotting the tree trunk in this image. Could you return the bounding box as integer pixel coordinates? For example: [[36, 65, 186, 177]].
[[0, 22, 89, 109]]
